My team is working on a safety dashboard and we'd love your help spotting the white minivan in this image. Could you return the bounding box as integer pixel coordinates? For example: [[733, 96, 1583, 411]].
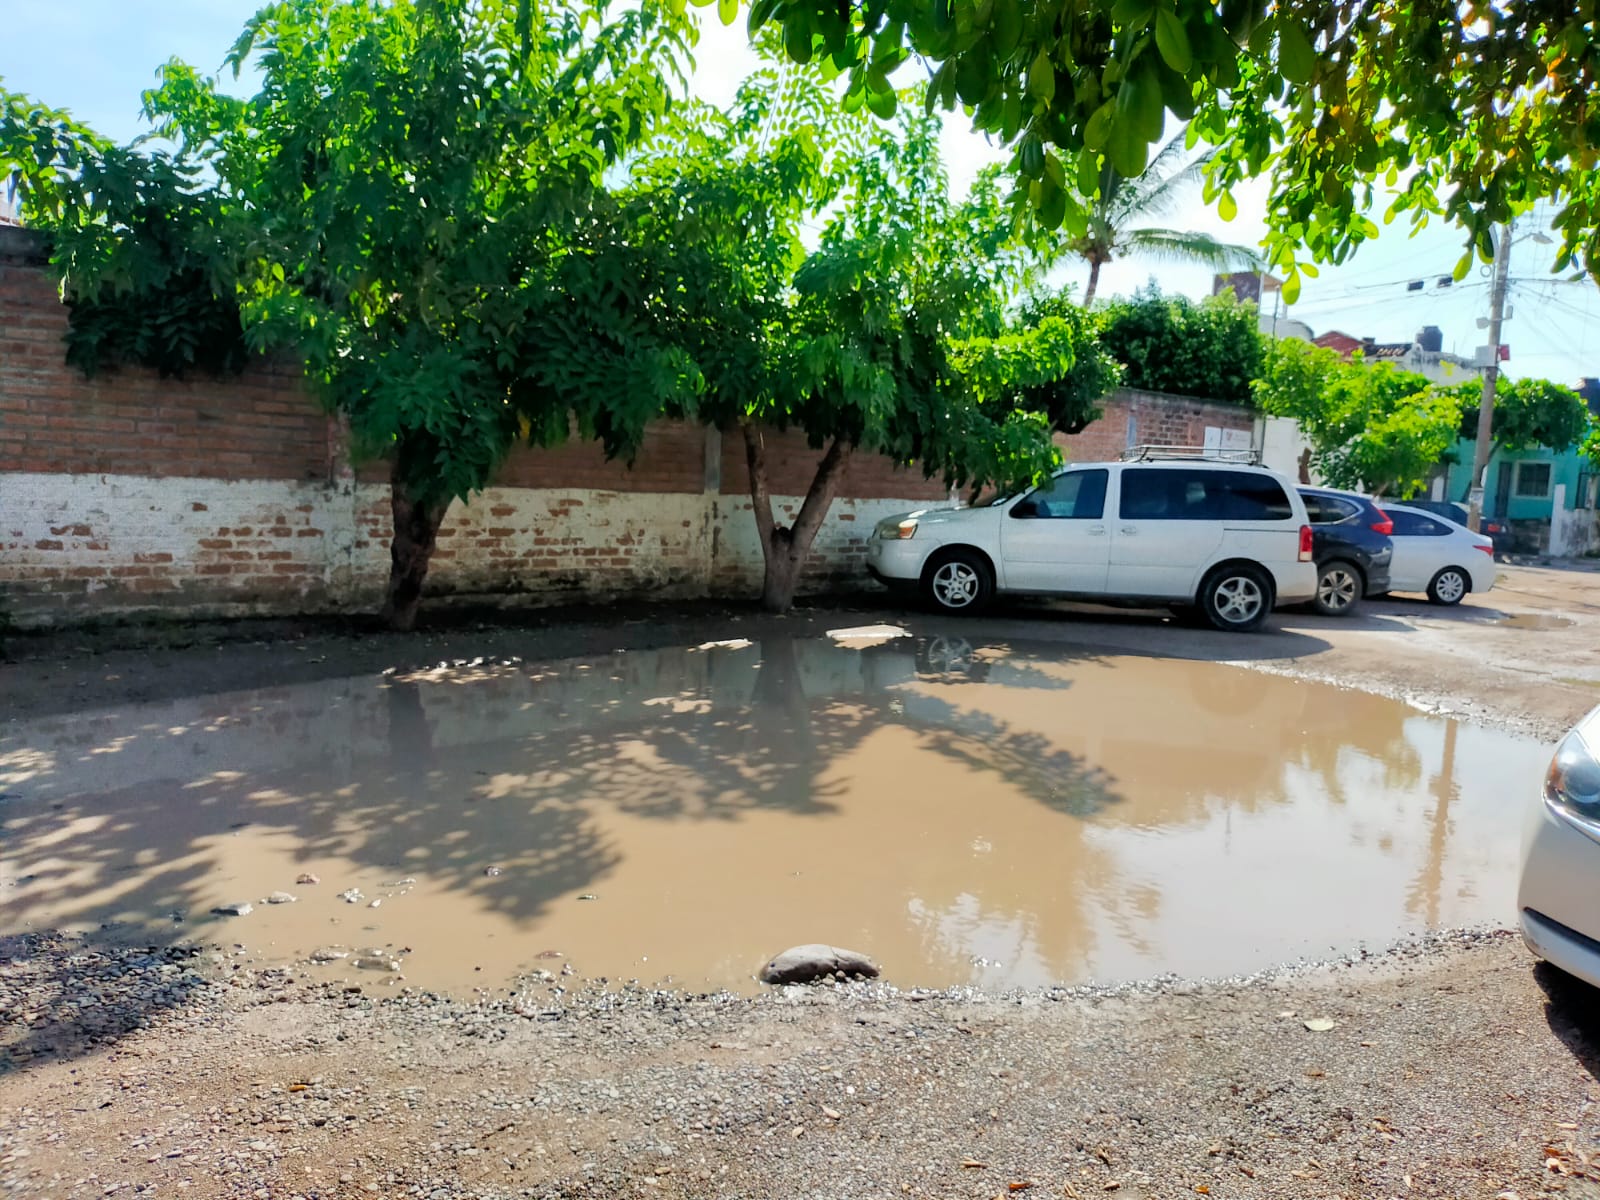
[[866, 455, 1317, 632]]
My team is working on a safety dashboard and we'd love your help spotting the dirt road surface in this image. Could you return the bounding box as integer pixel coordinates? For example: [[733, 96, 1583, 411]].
[[4, 563, 1600, 1199]]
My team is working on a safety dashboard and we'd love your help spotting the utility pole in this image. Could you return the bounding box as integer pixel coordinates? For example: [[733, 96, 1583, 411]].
[[1467, 224, 1513, 532]]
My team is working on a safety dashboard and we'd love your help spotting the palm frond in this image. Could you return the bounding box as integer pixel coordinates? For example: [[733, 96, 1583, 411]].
[[1120, 227, 1265, 271], [1106, 134, 1215, 224]]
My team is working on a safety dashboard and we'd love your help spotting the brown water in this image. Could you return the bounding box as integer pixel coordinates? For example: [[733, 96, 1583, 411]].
[[0, 634, 1550, 994], [1498, 613, 1575, 631]]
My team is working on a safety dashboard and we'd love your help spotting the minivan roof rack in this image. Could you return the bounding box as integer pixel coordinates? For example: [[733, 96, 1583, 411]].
[[1118, 443, 1263, 465]]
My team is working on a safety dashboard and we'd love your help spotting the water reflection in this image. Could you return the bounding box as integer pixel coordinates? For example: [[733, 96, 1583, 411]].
[[0, 636, 1549, 993]]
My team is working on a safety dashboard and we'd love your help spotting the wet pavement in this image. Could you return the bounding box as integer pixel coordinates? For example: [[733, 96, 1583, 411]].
[[1, 633, 1552, 994]]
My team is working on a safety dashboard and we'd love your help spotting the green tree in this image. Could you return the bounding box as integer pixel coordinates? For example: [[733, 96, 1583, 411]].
[[1254, 338, 1462, 496], [1070, 129, 1262, 306], [2, 0, 694, 631], [742, 0, 1600, 296], [1097, 286, 1261, 405], [1449, 377, 1593, 455], [1009, 290, 1124, 434], [629, 90, 1070, 610]]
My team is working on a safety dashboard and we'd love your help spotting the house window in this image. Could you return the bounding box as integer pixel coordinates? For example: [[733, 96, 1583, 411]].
[[1513, 461, 1553, 499]]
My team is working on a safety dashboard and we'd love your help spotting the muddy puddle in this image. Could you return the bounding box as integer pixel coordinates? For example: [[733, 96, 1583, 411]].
[[1497, 613, 1576, 631], [1, 634, 1551, 994]]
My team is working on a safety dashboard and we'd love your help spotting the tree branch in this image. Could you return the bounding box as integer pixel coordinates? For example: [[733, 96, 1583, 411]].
[[741, 421, 777, 547], [789, 435, 855, 559]]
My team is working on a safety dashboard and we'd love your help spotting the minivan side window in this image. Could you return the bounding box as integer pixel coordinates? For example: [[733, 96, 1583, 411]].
[[1013, 469, 1108, 519], [1119, 468, 1293, 521]]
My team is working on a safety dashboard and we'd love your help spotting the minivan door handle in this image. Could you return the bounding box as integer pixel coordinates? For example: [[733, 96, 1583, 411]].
[[1118, 525, 1138, 535], [1086, 524, 1107, 536]]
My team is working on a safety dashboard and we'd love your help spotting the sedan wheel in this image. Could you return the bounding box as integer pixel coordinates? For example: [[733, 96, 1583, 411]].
[[1428, 567, 1469, 606], [1313, 561, 1362, 617]]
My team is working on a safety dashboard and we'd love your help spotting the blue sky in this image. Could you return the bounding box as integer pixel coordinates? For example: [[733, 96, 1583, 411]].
[[5, 3, 1597, 383]]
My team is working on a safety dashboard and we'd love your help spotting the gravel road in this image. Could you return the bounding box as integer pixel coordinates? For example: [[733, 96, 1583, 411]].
[[5, 563, 1600, 1199]]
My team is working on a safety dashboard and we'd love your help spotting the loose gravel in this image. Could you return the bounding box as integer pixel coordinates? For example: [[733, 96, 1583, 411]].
[[4, 928, 1600, 1199]]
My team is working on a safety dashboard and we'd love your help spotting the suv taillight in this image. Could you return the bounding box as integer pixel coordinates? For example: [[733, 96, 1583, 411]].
[[1370, 508, 1393, 536], [1298, 524, 1314, 561]]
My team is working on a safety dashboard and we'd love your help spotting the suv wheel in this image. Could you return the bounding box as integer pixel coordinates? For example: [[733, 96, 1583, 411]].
[[923, 550, 993, 615], [1198, 563, 1273, 632], [1427, 566, 1469, 606], [1312, 560, 1363, 618]]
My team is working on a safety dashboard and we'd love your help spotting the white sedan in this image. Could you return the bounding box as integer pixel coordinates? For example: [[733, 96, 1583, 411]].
[[1519, 705, 1600, 986], [1381, 503, 1496, 605]]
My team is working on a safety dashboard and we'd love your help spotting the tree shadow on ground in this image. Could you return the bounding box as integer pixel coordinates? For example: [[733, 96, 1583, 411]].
[[0, 633, 1120, 1073]]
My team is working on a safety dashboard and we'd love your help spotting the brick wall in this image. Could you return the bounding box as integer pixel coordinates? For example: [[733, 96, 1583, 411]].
[[2, 226, 1261, 626], [1060, 388, 1256, 463]]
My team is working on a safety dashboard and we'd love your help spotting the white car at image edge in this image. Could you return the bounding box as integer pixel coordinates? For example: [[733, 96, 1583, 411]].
[[865, 458, 1318, 632], [1381, 503, 1497, 604], [1520, 704, 1600, 986]]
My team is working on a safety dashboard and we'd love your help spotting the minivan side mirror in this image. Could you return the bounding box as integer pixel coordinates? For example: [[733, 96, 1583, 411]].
[[1010, 499, 1039, 519]]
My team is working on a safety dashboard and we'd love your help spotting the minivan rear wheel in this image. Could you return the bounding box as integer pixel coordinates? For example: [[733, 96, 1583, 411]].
[[1198, 563, 1273, 632]]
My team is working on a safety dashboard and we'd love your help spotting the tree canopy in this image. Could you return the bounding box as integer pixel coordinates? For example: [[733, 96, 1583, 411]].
[[4, 0, 697, 628], [1253, 339, 1462, 496], [1449, 376, 1593, 456], [1096, 286, 1260, 405], [743, 0, 1600, 300]]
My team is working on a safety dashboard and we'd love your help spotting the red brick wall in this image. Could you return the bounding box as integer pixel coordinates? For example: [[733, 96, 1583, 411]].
[[1060, 389, 1255, 463], [719, 427, 952, 502], [1, 234, 333, 482]]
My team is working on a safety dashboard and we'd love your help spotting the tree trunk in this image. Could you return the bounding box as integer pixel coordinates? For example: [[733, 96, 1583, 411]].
[[381, 451, 451, 633], [742, 423, 855, 613], [1082, 257, 1104, 308], [1297, 447, 1313, 484]]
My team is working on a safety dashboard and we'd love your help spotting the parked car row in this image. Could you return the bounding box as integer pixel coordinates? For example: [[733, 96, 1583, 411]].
[[866, 450, 1496, 632]]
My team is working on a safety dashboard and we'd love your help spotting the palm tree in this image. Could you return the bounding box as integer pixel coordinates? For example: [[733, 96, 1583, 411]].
[[1072, 129, 1264, 307]]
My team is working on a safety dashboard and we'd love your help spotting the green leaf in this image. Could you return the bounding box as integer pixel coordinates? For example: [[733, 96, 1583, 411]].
[[1281, 270, 1302, 304], [717, 0, 738, 24], [1154, 9, 1193, 73], [867, 87, 898, 118], [1277, 20, 1316, 85], [1084, 100, 1117, 150], [993, 0, 1022, 56], [1217, 190, 1237, 221], [1111, 0, 1156, 29], [1027, 49, 1056, 104]]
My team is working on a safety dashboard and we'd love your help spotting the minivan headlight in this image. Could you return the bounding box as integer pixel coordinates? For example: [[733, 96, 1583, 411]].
[[1545, 731, 1600, 817], [877, 517, 918, 540]]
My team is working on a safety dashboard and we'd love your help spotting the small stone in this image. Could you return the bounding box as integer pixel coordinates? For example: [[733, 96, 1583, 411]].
[[484, 866, 502, 877], [296, 873, 320, 885], [368, 898, 382, 909], [337, 889, 363, 904], [212, 903, 254, 917], [759, 944, 880, 986], [265, 892, 297, 905], [309, 947, 350, 964]]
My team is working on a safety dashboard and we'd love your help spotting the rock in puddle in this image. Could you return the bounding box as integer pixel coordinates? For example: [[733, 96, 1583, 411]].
[[759, 944, 880, 985], [309, 947, 351, 963], [265, 891, 297, 904], [337, 889, 364, 904], [212, 902, 254, 917]]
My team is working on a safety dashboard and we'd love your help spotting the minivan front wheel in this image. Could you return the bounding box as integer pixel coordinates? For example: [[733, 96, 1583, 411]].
[[1198, 563, 1273, 632], [923, 550, 993, 615]]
